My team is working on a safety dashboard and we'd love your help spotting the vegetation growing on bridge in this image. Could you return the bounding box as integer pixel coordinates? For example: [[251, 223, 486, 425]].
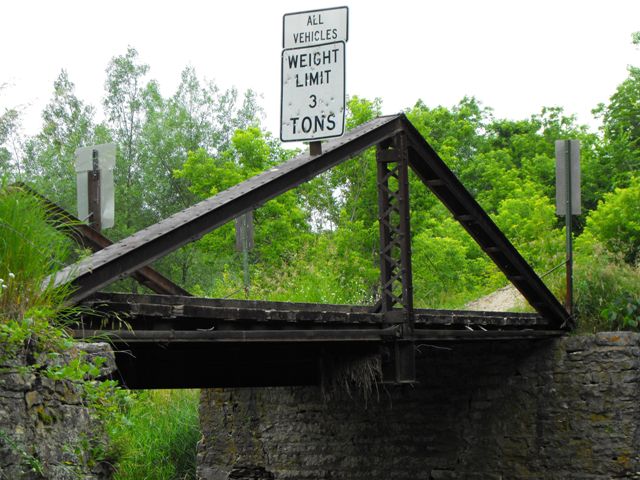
[[0, 187, 125, 475], [2, 35, 640, 478]]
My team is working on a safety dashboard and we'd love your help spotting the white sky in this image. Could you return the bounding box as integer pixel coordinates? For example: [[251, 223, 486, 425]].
[[1, 0, 639, 138]]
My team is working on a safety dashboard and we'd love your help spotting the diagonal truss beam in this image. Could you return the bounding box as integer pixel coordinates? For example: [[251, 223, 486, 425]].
[[400, 118, 571, 328], [50, 115, 405, 303], [13, 183, 191, 296]]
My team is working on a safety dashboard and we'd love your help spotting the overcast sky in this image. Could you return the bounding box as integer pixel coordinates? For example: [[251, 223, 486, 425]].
[[1, 0, 639, 139]]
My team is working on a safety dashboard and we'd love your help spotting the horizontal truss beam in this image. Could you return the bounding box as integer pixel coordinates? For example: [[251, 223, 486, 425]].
[[73, 328, 563, 344], [79, 292, 549, 329], [73, 327, 402, 343]]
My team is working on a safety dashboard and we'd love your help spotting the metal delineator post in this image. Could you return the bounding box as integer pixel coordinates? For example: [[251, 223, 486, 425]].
[[235, 212, 254, 298], [555, 139, 580, 319]]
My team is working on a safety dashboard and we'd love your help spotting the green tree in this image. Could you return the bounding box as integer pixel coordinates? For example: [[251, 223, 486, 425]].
[[122, 63, 262, 289], [412, 217, 493, 307], [589, 33, 640, 200], [296, 96, 384, 232], [0, 106, 21, 179], [585, 177, 640, 264], [492, 180, 563, 272], [103, 46, 150, 236], [407, 96, 491, 177], [22, 70, 95, 210], [174, 127, 308, 296]]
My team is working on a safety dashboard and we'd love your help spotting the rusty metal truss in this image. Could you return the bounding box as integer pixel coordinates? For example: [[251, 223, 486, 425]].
[[49, 113, 569, 328]]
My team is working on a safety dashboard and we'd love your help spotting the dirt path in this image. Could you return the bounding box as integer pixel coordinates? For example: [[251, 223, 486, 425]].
[[464, 284, 526, 312]]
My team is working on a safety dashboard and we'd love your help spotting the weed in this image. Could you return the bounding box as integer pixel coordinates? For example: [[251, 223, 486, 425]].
[[108, 389, 201, 480]]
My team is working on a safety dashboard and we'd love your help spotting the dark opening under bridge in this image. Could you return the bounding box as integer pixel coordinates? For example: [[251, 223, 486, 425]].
[[37, 114, 571, 389]]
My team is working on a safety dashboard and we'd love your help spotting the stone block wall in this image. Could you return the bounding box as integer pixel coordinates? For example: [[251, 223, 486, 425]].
[[0, 343, 115, 479], [198, 333, 640, 480]]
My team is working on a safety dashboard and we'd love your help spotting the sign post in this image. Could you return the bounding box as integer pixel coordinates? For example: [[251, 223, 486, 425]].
[[555, 139, 581, 316], [235, 211, 254, 298], [75, 143, 115, 231], [280, 7, 348, 147], [88, 149, 102, 231]]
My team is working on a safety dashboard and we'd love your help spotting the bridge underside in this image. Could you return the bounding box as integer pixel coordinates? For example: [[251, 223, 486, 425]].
[[75, 292, 562, 389]]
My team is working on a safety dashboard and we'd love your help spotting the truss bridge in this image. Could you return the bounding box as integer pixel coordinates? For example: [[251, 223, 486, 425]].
[[30, 114, 570, 389]]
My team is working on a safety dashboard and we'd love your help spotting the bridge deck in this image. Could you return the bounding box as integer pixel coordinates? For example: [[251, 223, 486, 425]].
[[78, 292, 552, 333], [74, 293, 563, 389]]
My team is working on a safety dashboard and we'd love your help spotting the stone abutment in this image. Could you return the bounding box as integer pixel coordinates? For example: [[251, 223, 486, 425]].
[[197, 333, 640, 479]]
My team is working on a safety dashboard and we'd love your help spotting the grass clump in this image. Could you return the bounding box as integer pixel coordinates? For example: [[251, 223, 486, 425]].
[[0, 184, 80, 367], [543, 230, 640, 333], [0, 184, 125, 475], [108, 389, 201, 480], [572, 246, 640, 333], [0, 185, 74, 319]]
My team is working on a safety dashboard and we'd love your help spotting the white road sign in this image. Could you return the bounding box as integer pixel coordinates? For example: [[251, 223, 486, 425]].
[[280, 41, 345, 142], [282, 6, 348, 49]]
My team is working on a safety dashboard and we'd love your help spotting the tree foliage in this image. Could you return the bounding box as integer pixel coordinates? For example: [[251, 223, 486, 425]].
[[586, 178, 640, 265], [22, 71, 95, 211], [0, 86, 23, 179], [1, 40, 639, 322]]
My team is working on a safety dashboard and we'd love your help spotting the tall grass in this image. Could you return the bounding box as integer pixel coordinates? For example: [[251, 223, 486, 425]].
[[0, 185, 80, 364], [543, 238, 640, 333], [0, 185, 202, 479], [0, 185, 74, 319], [108, 389, 201, 480], [572, 248, 640, 333]]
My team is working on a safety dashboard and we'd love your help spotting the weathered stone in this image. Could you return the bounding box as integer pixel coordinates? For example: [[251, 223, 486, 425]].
[[24, 390, 41, 409], [430, 469, 458, 479], [0, 343, 115, 479], [595, 331, 640, 346], [197, 333, 640, 479], [0, 370, 35, 391]]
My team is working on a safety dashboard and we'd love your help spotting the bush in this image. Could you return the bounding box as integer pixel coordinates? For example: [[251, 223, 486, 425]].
[[571, 238, 640, 333], [586, 177, 640, 264], [108, 390, 201, 480]]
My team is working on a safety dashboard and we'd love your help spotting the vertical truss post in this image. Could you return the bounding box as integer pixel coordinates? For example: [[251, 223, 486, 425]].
[[376, 133, 415, 384], [376, 132, 413, 317]]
